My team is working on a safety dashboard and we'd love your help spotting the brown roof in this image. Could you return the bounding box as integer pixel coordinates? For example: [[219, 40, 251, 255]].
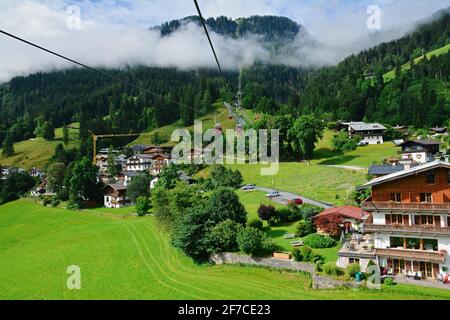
[[399, 139, 442, 147], [315, 206, 367, 221], [104, 183, 127, 191]]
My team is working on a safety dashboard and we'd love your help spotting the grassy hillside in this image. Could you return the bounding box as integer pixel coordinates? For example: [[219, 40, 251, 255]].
[[384, 44, 450, 82], [0, 124, 79, 169], [199, 162, 368, 206], [313, 129, 398, 168], [1, 199, 450, 300], [130, 103, 256, 146]]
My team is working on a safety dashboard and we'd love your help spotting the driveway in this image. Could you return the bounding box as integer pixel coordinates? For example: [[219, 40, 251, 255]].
[[254, 186, 333, 209]]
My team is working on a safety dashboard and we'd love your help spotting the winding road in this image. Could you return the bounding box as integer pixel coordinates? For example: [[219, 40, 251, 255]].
[[254, 186, 333, 209]]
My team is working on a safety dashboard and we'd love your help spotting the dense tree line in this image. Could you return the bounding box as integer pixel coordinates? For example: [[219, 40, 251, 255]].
[[0, 11, 449, 158]]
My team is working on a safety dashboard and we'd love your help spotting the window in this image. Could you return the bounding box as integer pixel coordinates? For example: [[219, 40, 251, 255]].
[[390, 237, 404, 249], [349, 258, 360, 264], [390, 193, 401, 202], [415, 215, 434, 226], [426, 171, 435, 184], [420, 193, 432, 203], [389, 214, 405, 225], [448, 171, 450, 184]]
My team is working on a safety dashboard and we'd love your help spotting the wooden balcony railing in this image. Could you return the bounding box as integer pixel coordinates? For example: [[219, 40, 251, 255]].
[[362, 201, 450, 213], [375, 248, 446, 263], [364, 223, 450, 235]]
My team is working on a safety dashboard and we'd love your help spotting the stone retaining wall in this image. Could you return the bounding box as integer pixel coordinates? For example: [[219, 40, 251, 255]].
[[210, 253, 366, 290], [210, 253, 314, 273], [312, 275, 364, 289]]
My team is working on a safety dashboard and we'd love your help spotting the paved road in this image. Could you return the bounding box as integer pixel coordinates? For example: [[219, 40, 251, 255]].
[[254, 186, 333, 209]]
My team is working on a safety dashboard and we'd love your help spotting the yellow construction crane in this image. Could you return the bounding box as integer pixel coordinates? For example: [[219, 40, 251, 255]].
[[89, 130, 140, 164]]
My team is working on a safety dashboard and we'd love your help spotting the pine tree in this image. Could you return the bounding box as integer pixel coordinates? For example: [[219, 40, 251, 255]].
[[1, 134, 14, 157], [62, 123, 69, 146]]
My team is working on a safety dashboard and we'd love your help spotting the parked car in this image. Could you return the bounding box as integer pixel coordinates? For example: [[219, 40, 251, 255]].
[[242, 184, 256, 191], [266, 191, 281, 198], [288, 198, 303, 205]]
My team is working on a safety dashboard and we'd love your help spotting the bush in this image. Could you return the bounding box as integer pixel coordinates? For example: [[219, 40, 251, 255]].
[[236, 226, 275, 256], [268, 217, 278, 227], [276, 208, 291, 223], [41, 195, 52, 206], [292, 248, 304, 261], [247, 218, 263, 230], [258, 204, 276, 222], [136, 196, 151, 216], [51, 198, 60, 207], [322, 263, 343, 277], [346, 263, 361, 279], [303, 233, 336, 248], [384, 278, 395, 286], [295, 220, 316, 237], [57, 188, 69, 201]]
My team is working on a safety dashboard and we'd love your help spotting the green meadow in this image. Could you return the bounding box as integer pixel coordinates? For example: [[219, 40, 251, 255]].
[[1, 199, 449, 300]]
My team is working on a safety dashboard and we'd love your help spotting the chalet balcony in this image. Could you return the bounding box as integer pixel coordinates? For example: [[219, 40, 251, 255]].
[[375, 248, 446, 263], [364, 223, 450, 235], [362, 201, 450, 213]]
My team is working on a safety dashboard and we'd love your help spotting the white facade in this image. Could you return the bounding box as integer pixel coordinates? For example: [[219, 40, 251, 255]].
[[358, 135, 384, 145], [400, 151, 434, 164], [370, 212, 450, 275]]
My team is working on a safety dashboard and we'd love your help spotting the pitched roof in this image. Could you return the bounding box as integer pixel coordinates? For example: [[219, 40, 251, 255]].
[[348, 123, 386, 131], [315, 206, 366, 220], [105, 183, 127, 191], [400, 139, 442, 147], [357, 160, 450, 190], [368, 164, 407, 176]]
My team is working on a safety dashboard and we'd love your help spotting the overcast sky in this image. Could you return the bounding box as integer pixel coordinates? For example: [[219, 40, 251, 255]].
[[0, 0, 449, 82]]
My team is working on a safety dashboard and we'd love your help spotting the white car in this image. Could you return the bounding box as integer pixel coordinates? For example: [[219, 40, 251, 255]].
[[242, 184, 256, 191], [266, 191, 281, 198]]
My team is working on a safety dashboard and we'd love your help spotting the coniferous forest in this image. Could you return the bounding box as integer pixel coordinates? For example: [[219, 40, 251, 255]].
[[0, 12, 449, 154]]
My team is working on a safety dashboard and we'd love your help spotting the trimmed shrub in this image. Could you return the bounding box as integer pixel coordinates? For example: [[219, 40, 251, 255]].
[[303, 233, 336, 248], [247, 218, 263, 230], [295, 220, 316, 237], [322, 263, 343, 277], [292, 248, 304, 262], [384, 278, 395, 286], [346, 263, 361, 278]]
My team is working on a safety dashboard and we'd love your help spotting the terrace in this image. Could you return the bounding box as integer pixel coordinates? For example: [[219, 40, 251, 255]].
[[376, 248, 446, 263], [364, 223, 450, 236], [362, 201, 450, 213]]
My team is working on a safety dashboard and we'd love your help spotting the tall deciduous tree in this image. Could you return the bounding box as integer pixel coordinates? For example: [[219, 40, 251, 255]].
[[68, 157, 101, 207], [126, 173, 151, 202], [288, 115, 324, 163]]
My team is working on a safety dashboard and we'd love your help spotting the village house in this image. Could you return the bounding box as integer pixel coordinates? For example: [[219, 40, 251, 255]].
[[430, 126, 448, 136], [398, 139, 442, 164], [314, 206, 367, 234], [339, 121, 386, 145], [354, 160, 450, 280], [125, 154, 153, 172], [104, 183, 131, 208]]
